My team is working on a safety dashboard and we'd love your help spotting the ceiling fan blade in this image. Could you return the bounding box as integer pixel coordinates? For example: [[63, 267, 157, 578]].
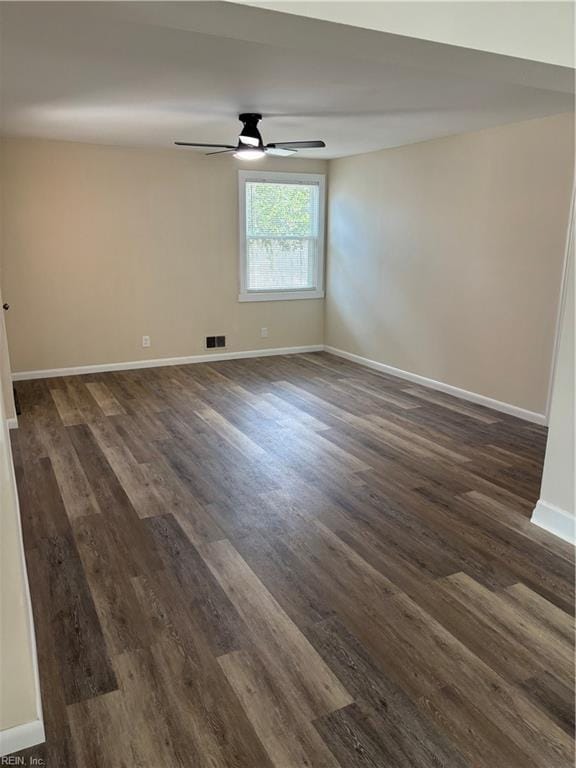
[[205, 149, 236, 156], [267, 141, 326, 149], [174, 142, 236, 148], [265, 147, 297, 157]]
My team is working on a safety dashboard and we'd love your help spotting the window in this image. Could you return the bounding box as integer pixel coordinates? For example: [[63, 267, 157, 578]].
[[238, 171, 325, 301]]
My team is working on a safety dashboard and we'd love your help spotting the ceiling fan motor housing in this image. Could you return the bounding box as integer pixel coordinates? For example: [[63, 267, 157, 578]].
[[239, 113, 263, 147]]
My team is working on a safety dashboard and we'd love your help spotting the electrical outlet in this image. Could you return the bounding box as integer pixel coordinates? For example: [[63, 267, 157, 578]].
[[142, 335, 151, 348], [260, 327, 268, 338]]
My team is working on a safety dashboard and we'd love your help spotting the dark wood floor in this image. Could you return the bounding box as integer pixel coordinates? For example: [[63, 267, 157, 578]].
[[11, 352, 575, 767]]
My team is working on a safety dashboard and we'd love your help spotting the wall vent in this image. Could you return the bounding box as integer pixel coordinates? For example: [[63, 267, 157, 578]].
[[206, 336, 226, 349]]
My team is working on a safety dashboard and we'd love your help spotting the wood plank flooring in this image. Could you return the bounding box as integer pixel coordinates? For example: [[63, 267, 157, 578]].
[[10, 352, 575, 767]]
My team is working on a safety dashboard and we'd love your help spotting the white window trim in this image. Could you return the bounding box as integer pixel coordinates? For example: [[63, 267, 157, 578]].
[[238, 170, 326, 302]]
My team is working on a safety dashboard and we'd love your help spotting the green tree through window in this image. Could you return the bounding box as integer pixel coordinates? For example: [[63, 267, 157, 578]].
[[247, 183, 315, 238]]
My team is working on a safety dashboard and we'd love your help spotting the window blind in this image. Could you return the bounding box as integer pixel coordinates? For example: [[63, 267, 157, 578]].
[[244, 180, 320, 292]]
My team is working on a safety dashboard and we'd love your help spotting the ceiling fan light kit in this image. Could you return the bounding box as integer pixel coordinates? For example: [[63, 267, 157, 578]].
[[175, 113, 326, 159], [233, 146, 266, 160]]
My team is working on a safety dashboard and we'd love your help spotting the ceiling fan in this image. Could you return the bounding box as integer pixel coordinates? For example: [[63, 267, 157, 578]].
[[175, 113, 326, 159]]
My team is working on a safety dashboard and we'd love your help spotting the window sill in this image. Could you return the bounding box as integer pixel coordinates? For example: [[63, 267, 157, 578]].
[[238, 290, 325, 303]]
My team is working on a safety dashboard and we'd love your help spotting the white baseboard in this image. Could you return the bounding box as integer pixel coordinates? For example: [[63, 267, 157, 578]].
[[324, 346, 546, 425], [0, 719, 45, 757], [7, 416, 18, 430], [11, 345, 324, 381], [531, 499, 575, 544], [10, 344, 547, 426]]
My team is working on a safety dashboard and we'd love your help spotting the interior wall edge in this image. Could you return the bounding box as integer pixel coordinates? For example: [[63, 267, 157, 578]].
[[0, 428, 44, 746], [0, 272, 44, 740], [531, 499, 576, 545], [8, 432, 44, 735], [324, 344, 547, 425], [0, 719, 45, 758], [545, 184, 576, 422]]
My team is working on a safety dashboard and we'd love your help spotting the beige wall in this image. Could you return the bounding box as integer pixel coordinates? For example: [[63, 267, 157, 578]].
[[1, 119, 573, 416], [0, 277, 41, 740], [325, 113, 574, 416], [0, 139, 326, 373]]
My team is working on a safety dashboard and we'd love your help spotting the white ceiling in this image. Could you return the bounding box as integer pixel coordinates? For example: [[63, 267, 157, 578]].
[[0, 1, 573, 159], [240, 1, 576, 68]]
